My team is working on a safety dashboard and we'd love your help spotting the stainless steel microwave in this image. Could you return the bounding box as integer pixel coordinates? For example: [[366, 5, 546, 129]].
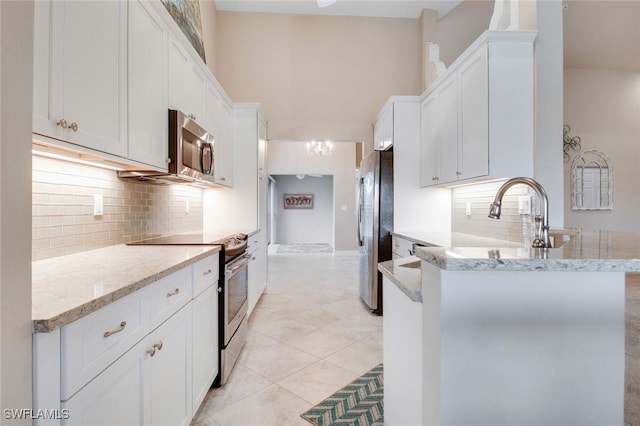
[[168, 109, 215, 183], [119, 109, 216, 186]]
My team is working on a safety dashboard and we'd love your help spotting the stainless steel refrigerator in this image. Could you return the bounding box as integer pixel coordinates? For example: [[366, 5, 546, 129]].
[[358, 149, 393, 315]]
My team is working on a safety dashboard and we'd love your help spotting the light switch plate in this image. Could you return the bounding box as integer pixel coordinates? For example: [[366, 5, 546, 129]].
[[465, 202, 472, 217]]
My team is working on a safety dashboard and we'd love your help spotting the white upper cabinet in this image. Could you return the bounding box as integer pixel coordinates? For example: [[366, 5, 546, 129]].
[[34, 0, 127, 157], [374, 104, 393, 151], [216, 100, 234, 186], [205, 81, 233, 187], [168, 33, 206, 126], [420, 93, 440, 186], [421, 31, 536, 187], [257, 113, 267, 176], [128, 0, 169, 169]]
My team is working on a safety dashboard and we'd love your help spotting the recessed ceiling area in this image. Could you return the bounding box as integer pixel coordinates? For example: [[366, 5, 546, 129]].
[[214, 0, 463, 19]]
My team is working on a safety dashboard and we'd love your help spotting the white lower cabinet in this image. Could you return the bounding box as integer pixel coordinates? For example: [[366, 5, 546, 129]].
[[62, 306, 190, 426], [148, 306, 191, 426], [35, 253, 219, 426], [248, 232, 267, 316], [191, 285, 219, 414], [383, 277, 423, 426]]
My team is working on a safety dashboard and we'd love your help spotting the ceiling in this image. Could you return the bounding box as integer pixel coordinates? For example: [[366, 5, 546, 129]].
[[214, 0, 463, 19]]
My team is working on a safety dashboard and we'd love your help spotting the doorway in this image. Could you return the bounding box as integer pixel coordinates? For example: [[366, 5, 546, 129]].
[[269, 174, 335, 248]]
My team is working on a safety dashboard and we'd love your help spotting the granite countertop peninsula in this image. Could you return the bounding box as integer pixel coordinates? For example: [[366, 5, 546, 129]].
[[32, 244, 222, 333], [395, 229, 640, 272], [379, 256, 422, 302], [382, 229, 640, 303]]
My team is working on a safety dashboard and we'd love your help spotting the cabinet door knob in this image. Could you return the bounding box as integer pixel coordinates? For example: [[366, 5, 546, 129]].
[[69, 122, 79, 132], [103, 321, 127, 338], [166, 288, 180, 298], [203, 269, 212, 276], [154, 341, 163, 351], [456, 171, 462, 176], [56, 119, 68, 129], [217, 287, 222, 293], [147, 347, 156, 357]]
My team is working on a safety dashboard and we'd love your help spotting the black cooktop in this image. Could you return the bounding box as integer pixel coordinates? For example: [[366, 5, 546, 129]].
[[127, 234, 222, 246]]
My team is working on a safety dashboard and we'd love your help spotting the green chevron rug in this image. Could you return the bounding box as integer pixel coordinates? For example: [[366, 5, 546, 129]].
[[301, 364, 383, 426]]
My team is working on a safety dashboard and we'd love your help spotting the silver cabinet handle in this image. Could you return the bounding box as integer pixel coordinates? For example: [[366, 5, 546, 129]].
[[166, 288, 180, 297], [203, 269, 212, 276], [57, 119, 68, 128], [147, 347, 156, 357], [103, 321, 127, 338], [69, 122, 78, 132], [456, 171, 462, 176], [154, 341, 163, 351], [217, 287, 222, 293], [220, 177, 226, 181]]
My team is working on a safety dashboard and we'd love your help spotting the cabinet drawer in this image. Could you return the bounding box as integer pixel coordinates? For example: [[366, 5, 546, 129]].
[[149, 268, 191, 330], [193, 253, 219, 297], [392, 236, 414, 258], [61, 291, 148, 400]]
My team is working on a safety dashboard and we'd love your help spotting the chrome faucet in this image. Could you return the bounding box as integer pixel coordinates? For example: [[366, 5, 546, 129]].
[[488, 177, 552, 249]]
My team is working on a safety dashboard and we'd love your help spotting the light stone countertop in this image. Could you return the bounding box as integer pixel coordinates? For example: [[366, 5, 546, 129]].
[[32, 244, 222, 333], [383, 229, 640, 303], [378, 256, 422, 303], [395, 229, 640, 272]]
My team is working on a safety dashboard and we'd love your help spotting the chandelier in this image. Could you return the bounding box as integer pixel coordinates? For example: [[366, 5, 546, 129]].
[[306, 140, 333, 157]]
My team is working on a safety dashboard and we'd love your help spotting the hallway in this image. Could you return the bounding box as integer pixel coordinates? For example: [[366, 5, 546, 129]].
[[193, 250, 382, 425]]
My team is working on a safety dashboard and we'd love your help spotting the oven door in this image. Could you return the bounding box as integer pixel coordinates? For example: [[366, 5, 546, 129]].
[[224, 253, 249, 343]]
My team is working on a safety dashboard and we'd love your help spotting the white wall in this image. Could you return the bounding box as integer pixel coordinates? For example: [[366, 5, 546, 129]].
[[534, 0, 565, 228], [268, 141, 358, 252], [272, 175, 334, 245], [1, 0, 34, 418], [564, 68, 640, 233]]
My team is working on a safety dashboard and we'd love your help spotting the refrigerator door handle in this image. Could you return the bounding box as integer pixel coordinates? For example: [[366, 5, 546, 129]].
[[357, 177, 364, 246]]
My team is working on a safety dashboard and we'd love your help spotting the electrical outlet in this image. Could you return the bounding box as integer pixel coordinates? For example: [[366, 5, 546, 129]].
[[94, 194, 103, 216], [185, 200, 190, 214], [518, 196, 533, 215]]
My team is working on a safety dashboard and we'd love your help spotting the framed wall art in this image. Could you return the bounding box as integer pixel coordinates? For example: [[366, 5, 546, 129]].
[[284, 194, 314, 210]]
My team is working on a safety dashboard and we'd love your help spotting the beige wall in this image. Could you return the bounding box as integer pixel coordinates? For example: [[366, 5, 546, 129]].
[[200, 0, 218, 76], [435, 0, 493, 67], [214, 11, 421, 151], [267, 141, 358, 252], [564, 68, 640, 233], [1, 0, 34, 419]]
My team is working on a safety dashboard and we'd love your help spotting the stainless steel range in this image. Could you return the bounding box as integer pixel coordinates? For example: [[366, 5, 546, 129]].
[[127, 232, 250, 385]]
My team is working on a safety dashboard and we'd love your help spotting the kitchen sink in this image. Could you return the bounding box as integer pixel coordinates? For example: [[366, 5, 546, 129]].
[[549, 232, 572, 248], [399, 260, 421, 269]]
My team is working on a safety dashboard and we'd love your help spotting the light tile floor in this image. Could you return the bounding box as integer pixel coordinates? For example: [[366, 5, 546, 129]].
[[192, 249, 382, 426]]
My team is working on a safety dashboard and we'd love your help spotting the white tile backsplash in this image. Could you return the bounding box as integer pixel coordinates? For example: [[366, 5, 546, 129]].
[[451, 180, 536, 244], [32, 156, 203, 260]]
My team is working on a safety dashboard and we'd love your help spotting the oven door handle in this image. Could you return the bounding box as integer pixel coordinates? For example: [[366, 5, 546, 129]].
[[226, 254, 251, 275]]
